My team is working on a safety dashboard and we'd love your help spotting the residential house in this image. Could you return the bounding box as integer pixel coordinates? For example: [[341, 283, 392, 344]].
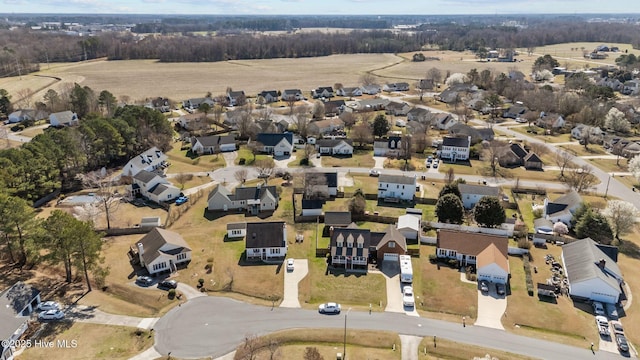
[[178, 113, 207, 130], [7, 109, 47, 124], [440, 136, 471, 162], [397, 211, 421, 240], [0, 282, 41, 360], [323, 100, 346, 117], [571, 124, 605, 143], [255, 133, 294, 157], [407, 107, 430, 123], [304, 171, 338, 197], [534, 218, 554, 234], [433, 113, 457, 130], [352, 98, 390, 112], [312, 87, 334, 99], [146, 97, 171, 113], [207, 184, 279, 214], [282, 89, 304, 101], [308, 118, 345, 135], [132, 228, 191, 275], [227, 90, 246, 107], [316, 139, 353, 156], [596, 77, 624, 92], [543, 190, 582, 227], [49, 110, 79, 127], [258, 90, 279, 103], [498, 143, 527, 167], [301, 199, 324, 216], [448, 123, 494, 144], [502, 104, 527, 119], [373, 136, 404, 157], [336, 87, 363, 97], [383, 82, 410, 92], [385, 101, 411, 116], [523, 152, 543, 170], [378, 174, 417, 202], [245, 222, 287, 261], [227, 223, 246, 239], [436, 84, 475, 104], [622, 79, 640, 96], [458, 184, 500, 209], [191, 135, 236, 154], [562, 239, 624, 303], [373, 225, 408, 263], [418, 78, 435, 91], [183, 97, 214, 112], [622, 142, 640, 158], [436, 230, 510, 284], [122, 147, 168, 177], [130, 170, 181, 203], [536, 113, 566, 129], [360, 84, 381, 95], [324, 211, 352, 229], [330, 227, 370, 271]]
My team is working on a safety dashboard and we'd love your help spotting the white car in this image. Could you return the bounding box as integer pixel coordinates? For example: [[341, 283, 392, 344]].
[[318, 302, 341, 314], [38, 309, 65, 321], [37, 301, 61, 311], [369, 169, 381, 177], [403, 286, 415, 307], [286, 259, 294, 272]]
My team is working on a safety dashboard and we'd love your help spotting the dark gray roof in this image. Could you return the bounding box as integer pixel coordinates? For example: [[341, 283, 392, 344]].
[[442, 136, 470, 148], [316, 139, 353, 149], [246, 222, 286, 248], [227, 222, 246, 230], [547, 190, 582, 216], [259, 90, 278, 98], [0, 282, 39, 342], [324, 211, 352, 226], [378, 174, 416, 185], [596, 244, 619, 263], [283, 89, 302, 95], [133, 170, 160, 183], [256, 133, 293, 147], [524, 152, 542, 163], [374, 225, 407, 251], [562, 239, 622, 291], [228, 90, 245, 98], [510, 143, 528, 159], [305, 172, 338, 188], [302, 199, 324, 209], [232, 186, 277, 202], [136, 228, 191, 265], [150, 183, 173, 196], [458, 184, 500, 197], [195, 135, 236, 147], [330, 228, 370, 258]]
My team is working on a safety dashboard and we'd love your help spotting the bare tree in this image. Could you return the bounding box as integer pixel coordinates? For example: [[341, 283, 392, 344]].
[[303, 144, 316, 161], [303, 171, 328, 199], [351, 122, 373, 148], [445, 168, 455, 184], [555, 149, 574, 178], [234, 169, 248, 184], [79, 170, 122, 229], [14, 88, 35, 109], [304, 347, 324, 360], [400, 134, 412, 169], [236, 104, 255, 140], [255, 158, 275, 183], [257, 106, 273, 123], [311, 101, 325, 120], [484, 140, 507, 177], [267, 339, 280, 360], [340, 112, 357, 131], [236, 334, 261, 360], [564, 164, 597, 193], [286, 96, 297, 115], [174, 173, 193, 190], [359, 73, 377, 86], [294, 105, 311, 138], [427, 67, 442, 85], [413, 133, 430, 153], [528, 142, 549, 158]]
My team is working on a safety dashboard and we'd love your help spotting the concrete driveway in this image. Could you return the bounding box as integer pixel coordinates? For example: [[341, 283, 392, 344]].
[[373, 156, 386, 169], [65, 304, 158, 329], [280, 259, 309, 308], [378, 261, 417, 315], [273, 155, 297, 168], [474, 283, 506, 330], [221, 150, 237, 166]]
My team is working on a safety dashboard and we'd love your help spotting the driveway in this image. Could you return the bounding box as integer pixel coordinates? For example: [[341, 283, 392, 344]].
[[378, 261, 417, 315], [221, 150, 238, 166], [273, 155, 297, 168], [65, 305, 158, 329], [373, 156, 386, 169], [399, 335, 421, 360], [280, 259, 309, 308], [474, 284, 506, 330], [177, 282, 206, 300]]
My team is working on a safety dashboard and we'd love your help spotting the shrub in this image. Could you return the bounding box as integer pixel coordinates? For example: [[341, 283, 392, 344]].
[[238, 158, 246, 165], [428, 254, 437, 263], [300, 158, 310, 166], [198, 278, 204, 287], [532, 208, 543, 219], [467, 273, 477, 282], [517, 238, 532, 249], [447, 259, 458, 268], [523, 254, 534, 296], [206, 257, 214, 263], [168, 289, 176, 299]]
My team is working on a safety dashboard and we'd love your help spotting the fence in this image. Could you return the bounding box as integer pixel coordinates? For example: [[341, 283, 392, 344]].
[[100, 227, 156, 237], [425, 221, 513, 237], [315, 248, 330, 257], [33, 189, 61, 208]]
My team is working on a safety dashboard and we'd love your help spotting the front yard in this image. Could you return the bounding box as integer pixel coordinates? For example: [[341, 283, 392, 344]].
[[165, 145, 226, 173], [320, 149, 375, 168], [558, 144, 607, 157]]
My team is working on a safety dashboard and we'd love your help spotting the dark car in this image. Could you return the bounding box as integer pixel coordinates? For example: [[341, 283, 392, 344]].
[[135, 276, 154, 287], [496, 283, 505, 296], [158, 280, 178, 290], [616, 334, 629, 353]]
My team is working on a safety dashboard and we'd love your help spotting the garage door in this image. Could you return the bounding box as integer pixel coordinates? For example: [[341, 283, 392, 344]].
[[383, 253, 399, 261]]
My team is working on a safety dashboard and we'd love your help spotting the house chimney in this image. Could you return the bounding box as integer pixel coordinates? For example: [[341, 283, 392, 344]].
[[330, 226, 334, 238], [137, 243, 145, 266], [598, 259, 606, 270]]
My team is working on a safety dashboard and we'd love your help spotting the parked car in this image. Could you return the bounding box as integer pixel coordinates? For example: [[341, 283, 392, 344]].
[[595, 315, 610, 337], [480, 281, 489, 293], [592, 301, 605, 316], [175, 196, 189, 205], [616, 334, 629, 352], [37, 301, 61, 311], [611, 321, 624, 335], [402, 286, 415, 307], [258, 173, 270, 179], [136, 276, 154, 287], [158, 280, 178, 290], [369, 169, 380, 177], [38, 309, 65, 321], [318, 302, 341, 314], [286, 258, 295, 272], [496, 283, 505, 296], [433, 162, 439, 169]]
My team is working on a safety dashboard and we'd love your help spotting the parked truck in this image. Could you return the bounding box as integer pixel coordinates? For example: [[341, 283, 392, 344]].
[[399, 255, 413, 283]]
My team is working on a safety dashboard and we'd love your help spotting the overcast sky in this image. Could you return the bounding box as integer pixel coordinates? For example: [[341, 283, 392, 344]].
[[1, 0, 638, 15]]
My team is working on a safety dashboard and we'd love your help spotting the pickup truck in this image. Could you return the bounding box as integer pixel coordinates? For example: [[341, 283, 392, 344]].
[[595, 315, 610, 337]]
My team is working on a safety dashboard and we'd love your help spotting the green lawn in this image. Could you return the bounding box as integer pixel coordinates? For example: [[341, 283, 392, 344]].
[[165, 145, 225, 173], [343, 174, 381, 194], [508, 126, 574, 143], [558, 144, 607, 156], [321, 149, 375, 168], [235, 145, 270, 165]]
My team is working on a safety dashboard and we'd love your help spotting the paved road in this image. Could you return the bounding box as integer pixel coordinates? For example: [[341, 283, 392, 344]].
[[153, 296, 623, 360]]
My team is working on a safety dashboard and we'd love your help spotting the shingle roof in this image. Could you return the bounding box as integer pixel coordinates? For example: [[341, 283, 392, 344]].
[[0, 282, 39, 341], [259, 90, 278, 98], [547, 190, 582, 216], [437, 229, 508, 258], [330, 228, 370, 258], [477, 243, 509, 272], [246, 222, 286, 248], [562, 239, 622, 291], [378, 174, 416, 185], [232, 186, 277, 202], [375, 225, 407, 251], [324, 211, 352, 227], [195, 135, 236, 147], [458, 184, 500, 197], [133, 169, 160, 183], [51, 110, 77, 124], [524, 152, 542, 163], [442, 136, 470, 148], [534, 217, 554, 229], [127, 147, 166, 171], [256, 133, 293, 147], [510, 143, 528, 159], [397, 214, 420, 231], [207, 184, 232, 200], [227, 222, 246, 230], [302, 199, 324, 209], [316, 139, 353, 149], [136, 228, 191, 265]]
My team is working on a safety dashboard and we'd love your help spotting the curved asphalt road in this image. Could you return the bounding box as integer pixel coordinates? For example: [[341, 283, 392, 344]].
[[153, 296, 622, 360]]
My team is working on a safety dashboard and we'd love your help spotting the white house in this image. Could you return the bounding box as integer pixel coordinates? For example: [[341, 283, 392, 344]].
[[360, 84, 381, 95], [458, 184, 500, 209], [440, 136, 471, 162], [312, 86, 334, 99], [378, 174, 417, 201], [316, 139, 353, 156], [49, 111, 78, 127], [133, 228, 192, 275], [207, 184, 279, 214], [543, 190, 582, 227], [191, 135, 236, 154], [227, 90, 246, 106], [373, 136, 403, 157], [182, 97, 214, 112], [130, 170, 181, 204], [0, 282, 41, 360], [436, 230, 510, 284], [7, 109, 47, 124], [336, 87, 363, 97], [562, 239, 623, 304], [397, 213, 420, 240], [255, 133, 293, 157], [122, 147, 168, 177], [282, 89, 304, 101], [245, 222, 287, 261], [433, 113, 457, 130], [227, 223, 246, 239]]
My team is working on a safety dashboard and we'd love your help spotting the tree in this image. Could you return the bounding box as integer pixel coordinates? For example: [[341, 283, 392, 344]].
[[564, 164, 597, 193], [43, 89, 60, 112], [373, 114, 390, 138], [400, 134, 412, 169], [483, 93, 503, 127], [236, 334, 260, 360], [79, 170, 123, 230], [473, 196, 505, 227], [0, 89, 12, 117], [349, 189, 366, 215], [235, 104, 255, 139], [438, 183, 461, 199], [234, 169, 248, 184], [341, 112, 357, 131], [359, 73, 377, 86], [199, 102, 212, 117], [575, 209, 613, 244], [294, 105, 311, 138], [304, 171, 328, 199], [72, 219, 105, 292], [304, 347, 324, 360], [70, 83, 91, 118], [604, 107, 630, 134], [484, 140, 507, 177], [555, 149, 574, 178], [426, 67, 442, 85], [603, 200, 639, 240], [351, 122, 373, 148], [413, 133, 430, 153], [629, 155, 640, 183], [436, 193, 464, 224], [533, 54, 560, 71], [445, 167, 455, 185], [255, 158, 275, 183], [553, 221, 569, 236], [174, 172, 193, 189], [0, 193, 39, 266], [98, 90, 117, 117], [311, 101, 324, 120], [570, 203, 589, 229], [445, 73, 469, 86]]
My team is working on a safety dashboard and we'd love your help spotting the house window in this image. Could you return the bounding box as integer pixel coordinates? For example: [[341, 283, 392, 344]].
[[347, 242, 353, 248], [270, 248, 281, 254], [357, 242, 363, 248], [388, 241, 395, 248], [438, 248, 446, 256], [468, 255, 476, 261], [337, 241, 343, 247], [252, 249, 260, 253], [448, 250, 456, 257]]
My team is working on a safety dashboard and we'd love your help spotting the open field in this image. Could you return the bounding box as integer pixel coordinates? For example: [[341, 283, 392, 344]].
[[418, 337, 537, 360], [19, 323, 153, 360]]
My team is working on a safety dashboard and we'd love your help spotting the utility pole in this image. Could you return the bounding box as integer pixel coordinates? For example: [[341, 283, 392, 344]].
[[604, 174, 611, 199]]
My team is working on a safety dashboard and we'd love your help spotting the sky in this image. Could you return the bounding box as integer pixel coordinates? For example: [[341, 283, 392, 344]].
[[1, 0, 639, 16]]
